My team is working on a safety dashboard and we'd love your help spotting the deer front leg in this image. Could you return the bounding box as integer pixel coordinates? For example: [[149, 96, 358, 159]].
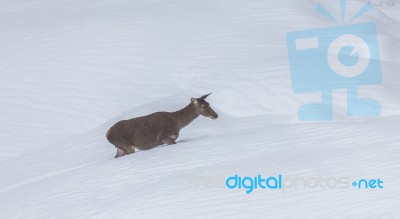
[[160, 132, 179, 145], [162, 137, 176, 145]]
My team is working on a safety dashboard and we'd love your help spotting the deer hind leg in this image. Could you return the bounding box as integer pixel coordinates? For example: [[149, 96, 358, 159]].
[[114, 145, 135, 158], [115, 147, 126, 158], [124, 145, 135, 155]]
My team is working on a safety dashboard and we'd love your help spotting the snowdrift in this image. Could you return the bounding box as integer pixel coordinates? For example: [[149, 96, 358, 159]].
[[1, 0, 399, 218]]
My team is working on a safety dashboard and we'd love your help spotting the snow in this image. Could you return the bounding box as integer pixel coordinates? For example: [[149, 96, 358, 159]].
[[0, 0, 399, 218]]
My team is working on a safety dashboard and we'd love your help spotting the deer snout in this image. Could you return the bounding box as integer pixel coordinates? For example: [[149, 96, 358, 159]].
[[211, 112, 218, 120]]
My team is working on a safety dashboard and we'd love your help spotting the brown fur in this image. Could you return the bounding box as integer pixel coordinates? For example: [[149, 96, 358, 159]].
[[106, 94, 218, 158]]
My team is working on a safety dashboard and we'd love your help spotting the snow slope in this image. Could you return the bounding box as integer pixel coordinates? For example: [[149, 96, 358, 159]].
[[1, 0, 400, 218]]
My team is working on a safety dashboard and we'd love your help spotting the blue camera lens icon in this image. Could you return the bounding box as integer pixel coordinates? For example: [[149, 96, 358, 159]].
[[287, 22, 382, 121]]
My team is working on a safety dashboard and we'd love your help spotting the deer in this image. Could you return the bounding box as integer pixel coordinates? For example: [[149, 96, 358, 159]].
[[106, 93, 218, 158]]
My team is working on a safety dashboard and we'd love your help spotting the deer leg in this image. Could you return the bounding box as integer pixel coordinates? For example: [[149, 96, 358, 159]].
[[115, 147, 126, 158], [114, 145, 135, 158], [124, 146, 135, 155], [162, 137, 177, 145]]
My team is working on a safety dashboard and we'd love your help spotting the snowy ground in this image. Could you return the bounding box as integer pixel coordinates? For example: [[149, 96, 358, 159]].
[[1, 0, 399, 218]]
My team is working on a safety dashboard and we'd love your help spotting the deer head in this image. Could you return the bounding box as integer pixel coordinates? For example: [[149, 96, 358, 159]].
[[191, 93, 218, 120]]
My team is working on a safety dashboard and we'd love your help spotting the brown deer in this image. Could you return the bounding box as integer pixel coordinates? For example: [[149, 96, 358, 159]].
[[106, 93, 218, 158]]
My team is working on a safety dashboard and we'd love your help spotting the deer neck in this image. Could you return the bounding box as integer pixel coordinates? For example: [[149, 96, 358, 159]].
[[173, 103, 199, 129]]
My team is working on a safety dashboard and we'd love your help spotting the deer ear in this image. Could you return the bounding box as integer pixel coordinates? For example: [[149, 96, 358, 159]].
[[199, 92, 212, 100], [191, 98, 198, 104]]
